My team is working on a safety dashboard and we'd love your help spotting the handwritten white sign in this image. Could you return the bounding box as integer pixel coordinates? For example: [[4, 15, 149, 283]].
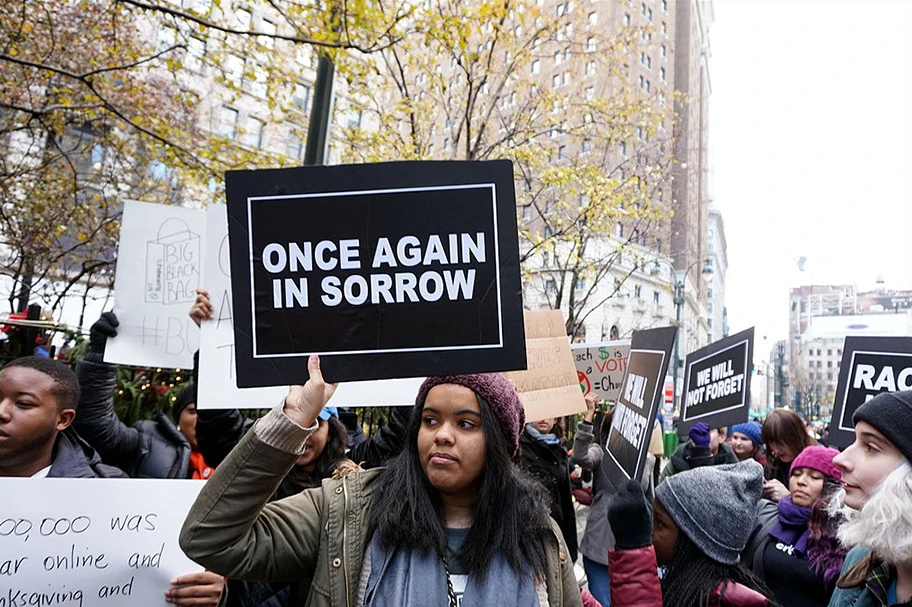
[[572, 340, 631, 402], [197, 205, 286, 410], [197, 204, 423, 409], [105, 201, 205, 369], [0, 478, 204, 607]]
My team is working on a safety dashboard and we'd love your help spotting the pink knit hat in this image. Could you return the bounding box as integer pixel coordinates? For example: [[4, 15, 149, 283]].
[[416, 374, 525, 454], [790, 446, 842, 481]]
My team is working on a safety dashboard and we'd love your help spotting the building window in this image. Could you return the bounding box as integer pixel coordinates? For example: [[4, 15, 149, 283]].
[[581, 138, 591, 154], [219, 107, 239, 139], [544, 225, 553, 237], [586, 61, 596, 77], [660, 67, 666, 82], [579, 194, 589, 207], [286, 133, 304, 159], [623, 13, 630, 26], [545, 278, 556, 293], [619, 141, 627, 156], [575, 278, 586, 291], [585, 86, 595, 100], [552, 74, 560, 88], [587, 37, 596, 52], [532, 59, 540, 74], [588, 11, 597, 25], [293, 83, 311, 111], [543, 252, 550, 267], [662, 0, 668, 11], [653, 291, 660, 304], [634, 285, 642, 298], [558, 145, 566, 160], [242, 117, 265, 148], [522, 204, 531, 220], [661, 44, 667, 58], [616, 222, 624, 237], [662, 21, 667, 35]]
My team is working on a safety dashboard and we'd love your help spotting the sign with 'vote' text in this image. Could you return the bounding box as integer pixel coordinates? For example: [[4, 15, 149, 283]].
[[225, 160, 526, 387]]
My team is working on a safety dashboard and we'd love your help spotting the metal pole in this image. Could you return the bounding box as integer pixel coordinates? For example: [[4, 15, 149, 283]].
[[303, 53, 335, 166], [673, 280, 683, 416]]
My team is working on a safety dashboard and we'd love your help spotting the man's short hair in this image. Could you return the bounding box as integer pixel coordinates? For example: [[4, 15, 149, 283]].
[[3, 356, 80, 411]]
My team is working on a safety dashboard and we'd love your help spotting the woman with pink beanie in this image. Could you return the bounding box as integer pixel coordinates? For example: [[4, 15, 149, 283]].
[[743, 446, 848, 607]]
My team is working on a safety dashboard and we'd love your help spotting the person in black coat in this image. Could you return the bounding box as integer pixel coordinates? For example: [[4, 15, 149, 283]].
[[519, 415, 578, 563]]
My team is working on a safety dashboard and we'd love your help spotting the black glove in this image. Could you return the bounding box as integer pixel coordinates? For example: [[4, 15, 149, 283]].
[[88, 311, 119, 354], [606, 479, 653, 550]]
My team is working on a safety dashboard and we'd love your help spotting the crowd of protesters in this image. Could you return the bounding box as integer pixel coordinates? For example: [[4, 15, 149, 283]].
[[1, 291, 910, 607]]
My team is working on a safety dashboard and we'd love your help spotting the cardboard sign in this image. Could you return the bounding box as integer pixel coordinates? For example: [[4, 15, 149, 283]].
[[0, 478, 204, 607], [679, 328, 754, 434], [105, 201, 204, 369], [828, 336, 912, 450], [604, 326, 677, 487], [506, 310, 586, 422], [572, 340, 631, 401], [225, 160, 526, 387]]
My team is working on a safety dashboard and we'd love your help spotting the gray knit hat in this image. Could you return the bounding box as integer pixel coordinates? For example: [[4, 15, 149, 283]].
[[853, 390, 912, 465], [656, 459, 764, 565]]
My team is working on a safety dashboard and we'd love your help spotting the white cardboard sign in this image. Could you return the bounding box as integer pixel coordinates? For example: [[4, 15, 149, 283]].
[[197, 205, 423, 409], [197, 205, 286, 409], [0, 478, 204, 607], [105, 201, 205, 369]]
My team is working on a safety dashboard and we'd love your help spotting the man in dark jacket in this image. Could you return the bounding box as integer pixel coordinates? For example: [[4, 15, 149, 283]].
[[74, 312, 196, 478], [0, 356, 125, 478]]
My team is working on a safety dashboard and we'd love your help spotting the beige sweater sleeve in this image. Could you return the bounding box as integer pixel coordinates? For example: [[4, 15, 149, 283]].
[[180, 407, 325, 582]]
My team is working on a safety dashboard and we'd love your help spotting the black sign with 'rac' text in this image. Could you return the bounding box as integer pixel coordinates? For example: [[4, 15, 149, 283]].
[[604, 326, 677, 487], [679, 327, 754, 435], [225, 160, 527, 388], [828, 336, 912, 450]]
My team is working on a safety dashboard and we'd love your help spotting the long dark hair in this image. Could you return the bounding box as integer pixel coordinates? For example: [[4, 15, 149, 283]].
[[807, 477, 848, 588], [761, 409, 816, 479], [369, 394, 551, 579], [286, 417, 348, 490], [662, 533, 778, 607]]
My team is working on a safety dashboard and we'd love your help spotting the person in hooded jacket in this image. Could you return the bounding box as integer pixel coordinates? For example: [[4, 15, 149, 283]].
[[605, 461, 777, 607], [742, 446, 847, 607], [571, 393, 654, 607], [828, 391, 912, 607], [73, 312, 211, 479], [519, 414, 578, 564], [657, 421, 738, 484]]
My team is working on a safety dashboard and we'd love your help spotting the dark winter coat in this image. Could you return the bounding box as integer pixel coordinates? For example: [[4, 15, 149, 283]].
[[828, 546, 904, 607], [570, 421, 655, 566], [743, 500, 832, 607], [48, 428, 128, 479], [658, 441, 739, 484], [519, 429, 579, 562], [75, 352, 191, 479], [608, 546, 771, 607]]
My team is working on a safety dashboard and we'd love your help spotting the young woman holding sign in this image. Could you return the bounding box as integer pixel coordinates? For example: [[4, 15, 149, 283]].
[[180, 359, 582, 607]]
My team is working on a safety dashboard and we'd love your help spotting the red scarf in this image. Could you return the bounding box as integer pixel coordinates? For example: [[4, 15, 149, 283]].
[[189, 451, 214, 480]]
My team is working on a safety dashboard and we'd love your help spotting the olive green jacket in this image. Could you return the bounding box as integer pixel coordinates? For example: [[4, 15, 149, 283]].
[[180, 415, 583, 607]]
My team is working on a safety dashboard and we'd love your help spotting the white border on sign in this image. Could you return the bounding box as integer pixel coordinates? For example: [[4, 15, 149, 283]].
[[606, 348, 666, 480], [246, 183, 503, 358], [837, 350, 899, 431], [681, 339, 751, 422]]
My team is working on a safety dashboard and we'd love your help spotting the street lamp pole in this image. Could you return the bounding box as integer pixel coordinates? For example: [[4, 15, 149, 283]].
[[672, 277, 685, 414]]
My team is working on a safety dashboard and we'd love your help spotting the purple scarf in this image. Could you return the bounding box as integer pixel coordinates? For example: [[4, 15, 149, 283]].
[[768, 496, 812, 556]]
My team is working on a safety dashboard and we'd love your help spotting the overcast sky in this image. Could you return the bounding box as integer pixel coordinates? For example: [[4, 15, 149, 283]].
[[710, 0, 912, 356]]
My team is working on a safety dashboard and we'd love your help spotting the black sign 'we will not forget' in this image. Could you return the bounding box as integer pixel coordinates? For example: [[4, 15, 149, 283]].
[[225, 160, 527, 388], [678, 328, 754, 435]]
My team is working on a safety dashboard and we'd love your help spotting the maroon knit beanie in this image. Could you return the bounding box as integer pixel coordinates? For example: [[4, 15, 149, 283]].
[[790, 445, 842, 481], [416, 374, 525, 454]]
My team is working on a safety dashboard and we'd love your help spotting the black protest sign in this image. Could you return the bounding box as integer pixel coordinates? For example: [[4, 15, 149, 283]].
[[678, 328, 754, 435], [828, 336, 912, 450], [604, 326, 677, 487], [225, 160, 526, 387]]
